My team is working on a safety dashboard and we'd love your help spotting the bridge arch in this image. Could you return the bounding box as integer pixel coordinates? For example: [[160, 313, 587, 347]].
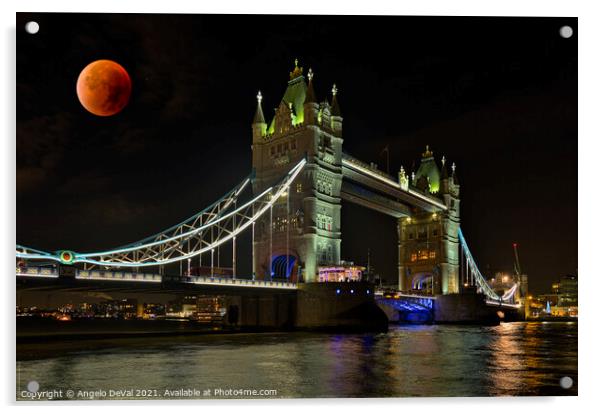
[[268, 248, 300, 282], [411, 272, 434, 294]]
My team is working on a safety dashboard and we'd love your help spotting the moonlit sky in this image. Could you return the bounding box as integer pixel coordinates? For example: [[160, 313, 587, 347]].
[[16, 14, 577, 294]]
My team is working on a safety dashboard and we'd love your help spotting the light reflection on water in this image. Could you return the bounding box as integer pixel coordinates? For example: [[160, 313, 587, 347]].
[[16, 322, 577, 399]]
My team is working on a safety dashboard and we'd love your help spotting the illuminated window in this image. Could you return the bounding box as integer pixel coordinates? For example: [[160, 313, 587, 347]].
[[410, 253, 417, 262], [296, 183, 302, 193], [418, 250, 429, 260], [429, 251, 436, 259], [316, 213, 333, 231]]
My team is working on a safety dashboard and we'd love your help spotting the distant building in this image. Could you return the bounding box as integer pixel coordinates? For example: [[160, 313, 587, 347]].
[[166, 295, 198, 318], [529, 274, 578, 318], [559, 274, 578, 307], [194, 296, 226, 324]]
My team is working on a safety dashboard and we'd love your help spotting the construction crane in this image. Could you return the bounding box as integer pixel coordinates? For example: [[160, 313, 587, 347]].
[[513, 243, 522, 278], [513, 242, 530, 318]]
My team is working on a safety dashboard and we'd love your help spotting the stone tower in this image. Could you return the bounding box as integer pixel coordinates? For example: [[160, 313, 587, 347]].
[[398, 147, 460, 294], [251, 60, 343, 282]]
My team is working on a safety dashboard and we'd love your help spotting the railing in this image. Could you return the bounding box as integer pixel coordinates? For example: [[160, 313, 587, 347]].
[[78, 270, 162, 283], [16, 267, 58, 278], [17, 267, 297, 290], [342, 153, 399, 186], [377, 296, 434, 312], [189, 276, 297, 290]]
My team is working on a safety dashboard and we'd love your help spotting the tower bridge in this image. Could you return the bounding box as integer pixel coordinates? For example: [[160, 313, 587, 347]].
[[251, 60, 460, 295], [16, 59, 524, 327]]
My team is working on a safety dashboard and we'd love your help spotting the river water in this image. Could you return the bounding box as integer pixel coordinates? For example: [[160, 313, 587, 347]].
[[16, 321, 577, 399]]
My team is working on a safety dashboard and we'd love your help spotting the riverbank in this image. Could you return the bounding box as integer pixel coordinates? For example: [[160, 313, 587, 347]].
[[17, 317, 271, 342], [16, 316, 382, 352], [527, 316, 578, 322]]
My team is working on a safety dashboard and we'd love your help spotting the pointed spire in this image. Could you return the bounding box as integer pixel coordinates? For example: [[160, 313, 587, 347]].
[[331, 83, 341, 116], [304, 68, 317, 104], [253, 91, 265, 124], [422, 145, 433, 158], [451, 162, 459, 184], [441, 155, 449, 179]]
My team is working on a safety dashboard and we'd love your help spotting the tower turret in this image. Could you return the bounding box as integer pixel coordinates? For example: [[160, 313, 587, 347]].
[[303, 68, 319, 126], [439, 155, 449, 193], [252, 91, 267, 143], [439, 159, 460, 294], [330, 84, 342, 135], [451, 162, 460, 185], [398, 165, 409, 190]]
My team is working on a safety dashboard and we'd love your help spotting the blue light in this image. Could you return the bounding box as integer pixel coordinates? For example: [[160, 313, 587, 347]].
[[366, 289, 370, 294], [350, 289, 354, 294], [336, 289, 341, 294]]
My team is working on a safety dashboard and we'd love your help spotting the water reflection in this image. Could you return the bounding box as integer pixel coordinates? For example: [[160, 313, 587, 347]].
[[17, 322, 577, 399], [488, 323, 527, 394]]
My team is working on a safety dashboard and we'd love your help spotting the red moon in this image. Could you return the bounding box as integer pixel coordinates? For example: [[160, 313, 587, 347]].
[[76, 60, 131, 116]]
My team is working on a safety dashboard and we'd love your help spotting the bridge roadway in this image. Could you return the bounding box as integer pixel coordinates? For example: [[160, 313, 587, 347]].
[[17, 267, 296, 296]]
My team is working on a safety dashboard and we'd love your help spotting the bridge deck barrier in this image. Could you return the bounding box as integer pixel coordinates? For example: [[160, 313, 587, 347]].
[[17, 267, 297, 289]]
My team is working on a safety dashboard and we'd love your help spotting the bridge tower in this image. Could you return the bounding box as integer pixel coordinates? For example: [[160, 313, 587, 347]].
[[251, 60, 343, 282], [398, 147, 460, 294]]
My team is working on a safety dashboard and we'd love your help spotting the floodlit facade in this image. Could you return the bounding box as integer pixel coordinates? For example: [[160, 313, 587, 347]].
[[252, 61, 343, 282], [398, 147, 461, 294]]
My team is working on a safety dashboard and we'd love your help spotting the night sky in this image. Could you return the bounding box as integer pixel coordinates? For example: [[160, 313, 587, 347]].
[[16, 13, 577, 295]]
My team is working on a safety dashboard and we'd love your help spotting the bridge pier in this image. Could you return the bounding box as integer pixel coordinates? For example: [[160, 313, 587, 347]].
[[433, 293, 499, 325], [295, 282, 388, 332], [225, 283, 388, 332], [224, 293, 296, 330]]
